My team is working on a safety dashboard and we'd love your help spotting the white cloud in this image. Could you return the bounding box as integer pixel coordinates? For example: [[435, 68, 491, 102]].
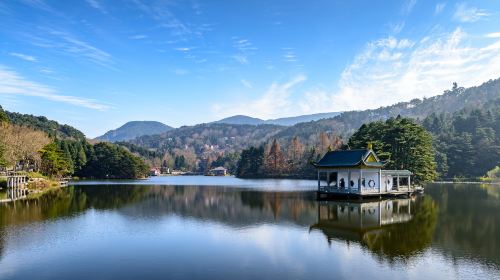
[[485, 32, 500, 38], [0, 66, 109, 110], [435, 3, 446, 14], [9, 53, 37, 62], [130, 34, 147, 40], [174, 47, 194, 52], [240, 79, 252, 88], [453, 3, 489, 22], [212, 75, 306, 119], [299, 28, 500, 114]]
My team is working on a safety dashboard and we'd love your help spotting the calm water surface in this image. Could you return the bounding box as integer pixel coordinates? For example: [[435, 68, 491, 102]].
[[0, 176, 499, 279]]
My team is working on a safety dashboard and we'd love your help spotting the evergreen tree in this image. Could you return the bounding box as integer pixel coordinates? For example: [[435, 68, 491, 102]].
[[349, 117, 437, 183], [40, 143, 72, 178]]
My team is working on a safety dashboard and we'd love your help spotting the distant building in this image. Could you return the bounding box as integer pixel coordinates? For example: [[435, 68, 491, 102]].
[[150, 168, 161, 176], [206, 166, 228, 176]]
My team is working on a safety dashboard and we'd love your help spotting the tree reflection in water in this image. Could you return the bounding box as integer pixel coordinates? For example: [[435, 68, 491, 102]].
[[3, 183, 500, 266]]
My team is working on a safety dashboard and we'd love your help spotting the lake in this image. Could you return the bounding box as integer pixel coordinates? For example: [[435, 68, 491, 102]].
[[0, 176, 499, 279]]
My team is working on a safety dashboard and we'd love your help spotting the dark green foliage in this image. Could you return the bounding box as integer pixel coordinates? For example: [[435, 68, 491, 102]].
[[78, 142, 149, 179], [236, 146, 264, 178], [40, 143, 72, 178], [5, 111, 86, 140], [423, 101, 500, 179], [349, 117, 437, 183], [174, 155, 187, 170], [56, 140, 90, 174], [0, 106, 8, 124], [0, 106, 6, 166]]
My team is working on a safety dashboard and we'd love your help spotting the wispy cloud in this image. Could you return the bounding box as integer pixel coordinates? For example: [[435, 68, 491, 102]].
[[173, 69, 189, 75], [283, 48, 298, 63], [28, 28, 113, 67], [299, 28, 500, 114], [232, 54, 248, 65], [453, 3, 489, 22], [389, 22, 405, 34], [401, 0, 417, 14], [212, 75, 306, 119], [232, 38, 257, 64], [435, 3, 446, 15], [132, 0, 201, 39], [10, 52, 37, 62], [485, 32, 500, 38], [85, 0, 106, 13], [174, 47, 195, 52], [130, 34, 147, 40], [0, 66, 109, 110], [240, 79, 252, 89]]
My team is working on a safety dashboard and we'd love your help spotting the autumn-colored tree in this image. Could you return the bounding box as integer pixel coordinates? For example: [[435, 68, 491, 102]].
[[0, 124, 50, 170], [265, 139, 286, 174]]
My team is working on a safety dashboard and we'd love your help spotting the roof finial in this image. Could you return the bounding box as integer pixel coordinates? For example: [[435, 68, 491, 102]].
[[367, 142, 373, 150], [327, 145, 333, 152]]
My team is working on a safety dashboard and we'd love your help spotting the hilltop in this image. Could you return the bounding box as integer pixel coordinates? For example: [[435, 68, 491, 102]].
[[95, 121, 173, 142]]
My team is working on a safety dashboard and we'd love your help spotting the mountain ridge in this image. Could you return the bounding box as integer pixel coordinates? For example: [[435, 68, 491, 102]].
[[214, 112, 342, 126], [96, 121, 173, 142]]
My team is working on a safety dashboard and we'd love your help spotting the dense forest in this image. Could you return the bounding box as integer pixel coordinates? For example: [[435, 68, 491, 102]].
[[237, 117, 438, 183], [0, 106, 149, 179], [423, 99, 500, 180]]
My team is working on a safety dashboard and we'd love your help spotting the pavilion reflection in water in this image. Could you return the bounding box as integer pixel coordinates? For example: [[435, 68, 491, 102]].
[[310, 198, 413, 243]]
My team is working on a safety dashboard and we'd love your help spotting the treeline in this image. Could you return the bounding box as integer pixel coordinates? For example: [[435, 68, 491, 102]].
[[237, 117, 437, 183], [236, 133, 343, 178], [423, 99, 500, 180], [0, 106, 149, 179]]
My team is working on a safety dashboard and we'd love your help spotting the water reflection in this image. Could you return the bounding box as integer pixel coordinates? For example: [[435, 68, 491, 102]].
[[0, 182, 499, 272], [310, 197, 438, 260]]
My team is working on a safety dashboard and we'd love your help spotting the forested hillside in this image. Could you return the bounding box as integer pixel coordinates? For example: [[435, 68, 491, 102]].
[[0, 106, 149, 179], [124, 78, 500, 179], [6, 111, 86, 140], [423, 98, 500, 180]]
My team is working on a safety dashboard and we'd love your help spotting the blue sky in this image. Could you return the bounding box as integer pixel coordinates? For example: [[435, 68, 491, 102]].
[[1, 0, 500, 137]]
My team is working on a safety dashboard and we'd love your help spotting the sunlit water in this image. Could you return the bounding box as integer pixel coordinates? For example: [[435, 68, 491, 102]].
[[0, 176, 499, 279]]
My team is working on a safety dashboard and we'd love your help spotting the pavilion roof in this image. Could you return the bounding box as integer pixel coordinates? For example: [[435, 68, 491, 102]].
[[314, 149, 385, 168]]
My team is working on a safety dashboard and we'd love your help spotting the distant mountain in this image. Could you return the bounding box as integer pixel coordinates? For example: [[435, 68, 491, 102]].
[[214, 115, 265, 125], [96, 121, 173, 142], [215, 112, 341, 126], [266, 112, 341, 126]]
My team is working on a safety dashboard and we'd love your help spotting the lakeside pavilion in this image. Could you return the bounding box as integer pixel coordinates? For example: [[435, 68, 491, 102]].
[[313, 145, 414, 198]]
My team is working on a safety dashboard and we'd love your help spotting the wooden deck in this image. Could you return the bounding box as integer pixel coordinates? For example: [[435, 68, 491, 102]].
[[317, 186, 422, 199]]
